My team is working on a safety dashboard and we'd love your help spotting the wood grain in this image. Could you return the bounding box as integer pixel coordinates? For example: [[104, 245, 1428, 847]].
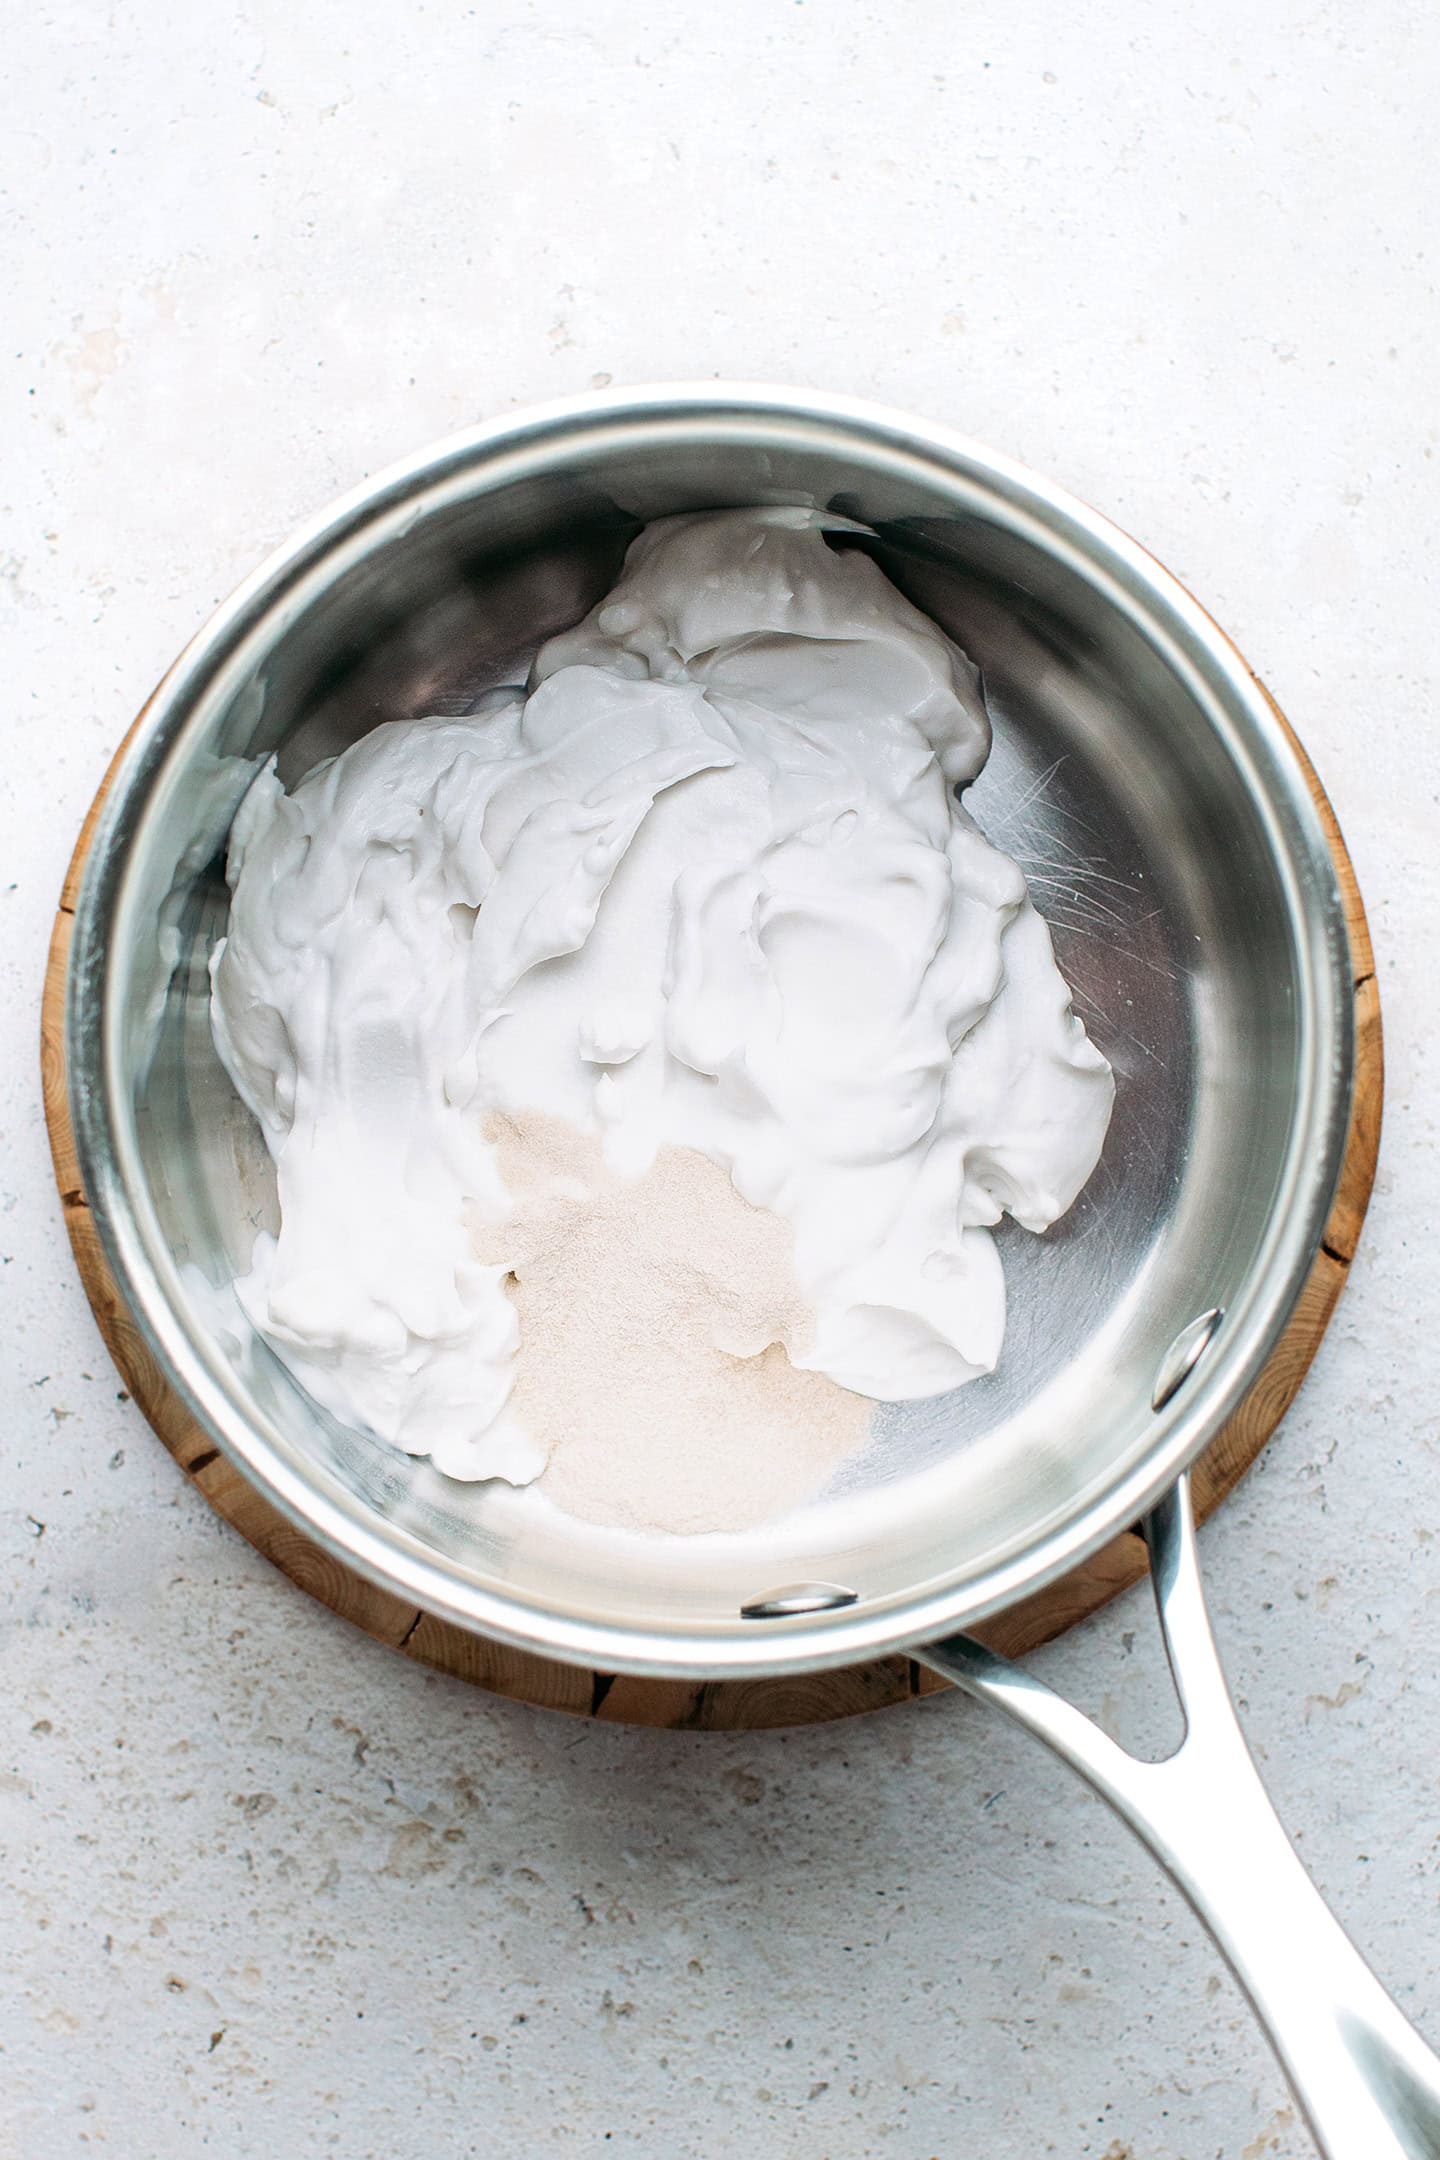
[[41, 686, 1382, 1731]]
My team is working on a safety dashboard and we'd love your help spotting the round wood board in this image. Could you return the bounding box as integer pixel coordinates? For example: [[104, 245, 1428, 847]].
[[41, 682, 1381, 1730]]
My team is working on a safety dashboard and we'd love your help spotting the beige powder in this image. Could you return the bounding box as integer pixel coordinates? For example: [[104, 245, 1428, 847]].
[[470, 1112, 872, 1534]]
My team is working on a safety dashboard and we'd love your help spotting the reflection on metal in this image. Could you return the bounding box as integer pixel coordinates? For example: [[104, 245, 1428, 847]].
[[1152, 1307, 1224, 1411], [741, 1583, 860, 1620], [919, 1475, 1440, 2160], [66, 385, 1353, 1676]]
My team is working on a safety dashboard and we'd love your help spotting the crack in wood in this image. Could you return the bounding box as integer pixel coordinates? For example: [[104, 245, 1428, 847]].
[[184, 1448, 220, 1475]]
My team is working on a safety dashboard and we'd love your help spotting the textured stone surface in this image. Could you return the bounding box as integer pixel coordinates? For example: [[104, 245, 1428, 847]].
[[3, 4, 1437, 2154]]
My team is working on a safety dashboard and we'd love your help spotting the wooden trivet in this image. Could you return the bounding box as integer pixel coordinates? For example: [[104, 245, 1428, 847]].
[[41, 686, 1381, 1729]]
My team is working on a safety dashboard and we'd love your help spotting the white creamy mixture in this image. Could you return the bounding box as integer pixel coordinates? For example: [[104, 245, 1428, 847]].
[[211, 508, 1114, 1488]]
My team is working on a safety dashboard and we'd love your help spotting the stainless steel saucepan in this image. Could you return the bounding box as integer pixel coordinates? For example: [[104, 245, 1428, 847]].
[[65, 387, 1439, 2156]]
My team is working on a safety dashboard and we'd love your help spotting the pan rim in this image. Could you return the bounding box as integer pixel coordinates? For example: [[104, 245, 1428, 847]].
[[66, 382, 1355, 1678]]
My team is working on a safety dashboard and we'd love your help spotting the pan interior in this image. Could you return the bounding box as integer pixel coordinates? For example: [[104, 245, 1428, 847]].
[[86, 407, 1345, 1666]]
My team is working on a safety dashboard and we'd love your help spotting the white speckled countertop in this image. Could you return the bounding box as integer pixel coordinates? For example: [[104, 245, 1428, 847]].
[[4, 6, 1438, 2155]]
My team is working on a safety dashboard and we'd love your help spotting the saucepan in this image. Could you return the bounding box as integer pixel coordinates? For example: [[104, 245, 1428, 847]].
[[64, 387, 1440, 2155]]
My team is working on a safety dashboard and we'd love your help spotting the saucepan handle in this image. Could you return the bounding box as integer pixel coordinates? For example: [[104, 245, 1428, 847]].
[[918, 1473, 1440, 2160]]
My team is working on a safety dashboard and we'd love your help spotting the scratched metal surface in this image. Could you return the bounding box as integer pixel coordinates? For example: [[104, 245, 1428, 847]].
[[92, 368, 1334, 1660], [117, 489, 1240, 1646], [865, 550, 1195, 1477]]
